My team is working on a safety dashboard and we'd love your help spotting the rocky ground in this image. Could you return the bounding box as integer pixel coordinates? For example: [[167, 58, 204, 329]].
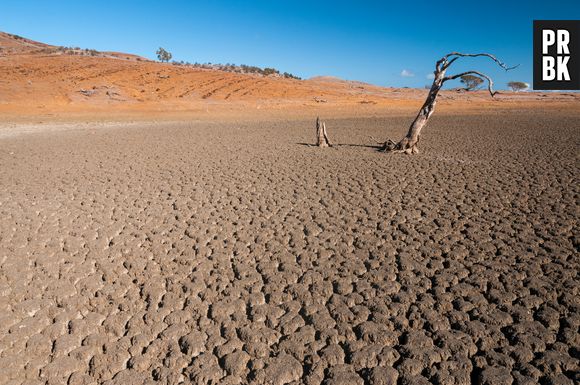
[[0, 111, 578, 385]]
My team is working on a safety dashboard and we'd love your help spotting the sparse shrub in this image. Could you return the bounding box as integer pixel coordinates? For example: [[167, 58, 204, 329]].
[[262, 67, 279, 76], [507, 81, 529, 92], [84, 49, 99, 56], [182, 60, 298, 79], [283, 72, 301, 80], [460, 74, 484, 90]]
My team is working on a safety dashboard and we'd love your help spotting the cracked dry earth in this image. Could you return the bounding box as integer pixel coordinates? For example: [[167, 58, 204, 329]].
[[0, 112, 578, 385]]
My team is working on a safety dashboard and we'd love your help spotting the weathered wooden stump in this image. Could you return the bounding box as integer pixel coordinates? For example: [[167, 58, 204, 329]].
[[316, 117, 332, 148]]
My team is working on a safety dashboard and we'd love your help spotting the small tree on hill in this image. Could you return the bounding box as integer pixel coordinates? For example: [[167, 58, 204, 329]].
[[507, 81, 529, 92], [156, 47, 172, 63], [460, 74, 484, 90]]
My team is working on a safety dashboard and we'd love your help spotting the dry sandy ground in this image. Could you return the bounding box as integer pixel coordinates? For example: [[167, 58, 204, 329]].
[[0, 109, 578, 385]]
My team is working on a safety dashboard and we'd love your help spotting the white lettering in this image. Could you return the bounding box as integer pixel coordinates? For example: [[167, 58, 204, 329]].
[[557, 30, 570, 54], [557, 56, 570, 80], [543, 56, 555, 81], [543, 30, 555, 54]]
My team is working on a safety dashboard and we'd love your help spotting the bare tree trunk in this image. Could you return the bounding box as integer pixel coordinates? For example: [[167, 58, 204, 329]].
[[384, 76, 444, 154], [380, 52, 516, 154], [316, 117, 332, 147]]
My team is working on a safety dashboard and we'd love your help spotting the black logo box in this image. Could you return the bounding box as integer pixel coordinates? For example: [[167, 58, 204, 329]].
[[533, 20, 579, 90]]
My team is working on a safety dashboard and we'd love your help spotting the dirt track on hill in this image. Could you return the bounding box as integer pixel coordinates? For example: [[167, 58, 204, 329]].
[[0, 111, 579, 385]]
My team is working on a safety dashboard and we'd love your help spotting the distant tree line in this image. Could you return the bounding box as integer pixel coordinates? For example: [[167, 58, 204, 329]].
[[155, 47, 300, 79], [5, 33, 101, 57], [55, 46, 100, 56], [169, 60, 301, 79], [7, 33, 24, 40]]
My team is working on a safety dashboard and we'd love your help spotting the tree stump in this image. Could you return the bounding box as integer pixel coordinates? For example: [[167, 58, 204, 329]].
[[316, 117, 332, 148]]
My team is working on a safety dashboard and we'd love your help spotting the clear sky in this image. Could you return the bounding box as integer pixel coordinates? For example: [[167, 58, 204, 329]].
[[2, 1, 579, 89]]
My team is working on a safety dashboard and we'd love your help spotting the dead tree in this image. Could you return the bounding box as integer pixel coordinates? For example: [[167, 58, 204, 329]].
[[380, 52, 517, 154], [316, 117, 332, 147]]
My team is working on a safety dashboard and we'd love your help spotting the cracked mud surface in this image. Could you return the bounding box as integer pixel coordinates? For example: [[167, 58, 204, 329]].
[[0, 112, 578, 385]]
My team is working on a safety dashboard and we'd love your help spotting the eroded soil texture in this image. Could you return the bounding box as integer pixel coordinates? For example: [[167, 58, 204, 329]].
[[0, 112, 578, 385]]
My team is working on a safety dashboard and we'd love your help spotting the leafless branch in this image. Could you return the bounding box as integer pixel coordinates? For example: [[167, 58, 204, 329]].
[[441, 52, 519, 71]]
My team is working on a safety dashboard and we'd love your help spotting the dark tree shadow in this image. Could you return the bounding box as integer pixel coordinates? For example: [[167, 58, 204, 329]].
[[334, 143, 383, 149], [296, 142, 382, 149]]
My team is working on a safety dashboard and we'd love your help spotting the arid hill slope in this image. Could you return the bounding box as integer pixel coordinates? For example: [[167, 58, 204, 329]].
[[1, 31, 578, 122], [0, 32, 396, 114]]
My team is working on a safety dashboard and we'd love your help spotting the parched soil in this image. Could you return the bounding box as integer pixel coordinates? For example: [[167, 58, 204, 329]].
[[0, 111, 578, 385]]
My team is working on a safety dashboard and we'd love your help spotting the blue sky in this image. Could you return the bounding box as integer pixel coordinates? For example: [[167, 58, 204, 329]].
[[2, 1, 579, 89]]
